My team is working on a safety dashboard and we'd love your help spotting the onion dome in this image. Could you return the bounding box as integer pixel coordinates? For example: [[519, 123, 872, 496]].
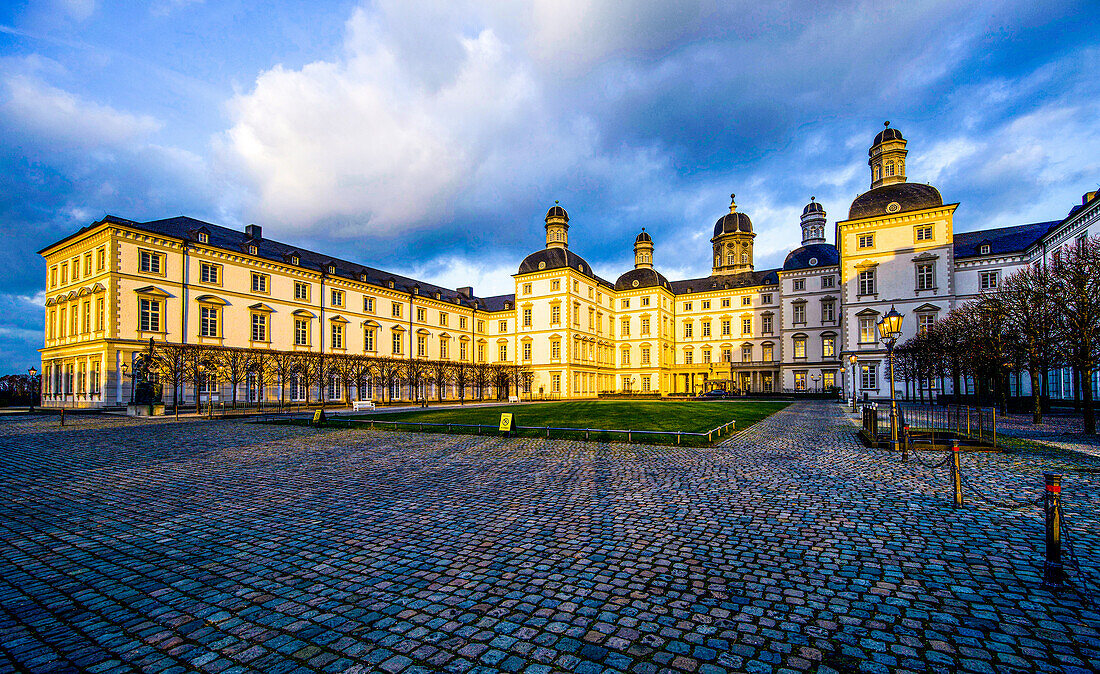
[[872, 121, 904, 149], [713, 194, 753, 236], [614, 267, 670, 291], [635, 228, 652, 243], [546, 204, 569, 222], [848, 183, 943, 220], [802, 197, 825, 216], [783, 243, 840, 271]]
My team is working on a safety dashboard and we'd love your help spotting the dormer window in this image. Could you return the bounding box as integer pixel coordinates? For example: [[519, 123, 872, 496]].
[[248, 245, 257, 255], [980, 244, 991, 255], [885, 161, 895, 177], [197, 232, 209, 244], [388, 280, 395, 289], [291, 256, 299, 265]]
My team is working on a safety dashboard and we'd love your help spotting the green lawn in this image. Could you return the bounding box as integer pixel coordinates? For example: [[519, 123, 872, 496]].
[[319, 399, 790, 445]]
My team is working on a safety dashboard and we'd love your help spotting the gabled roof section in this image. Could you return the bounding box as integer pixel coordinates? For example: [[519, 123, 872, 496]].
[[48, 214, 503, 309], [477, 294, 517, 312], [669, 268, 781, 295], [954, 220, 1058, 258]]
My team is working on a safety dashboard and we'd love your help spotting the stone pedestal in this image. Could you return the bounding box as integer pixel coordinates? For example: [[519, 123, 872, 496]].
[[127, 403, 165, 417]]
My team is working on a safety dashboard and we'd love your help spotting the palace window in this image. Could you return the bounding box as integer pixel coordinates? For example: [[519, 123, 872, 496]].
[[96, 298, 104, 331], [858, 234, 874, 249], [295, 319, 309, 346], [551, 339, 561, 360], [249, 245, 258, 256], [822, 335, 836, 358], [392, 302, 402, 318], [460, 341, 468, 360], [523, 308, 532, 327], [364, 328, 375, 351], [641, 347, 651, 365], [683, 321, 693, 338], [392, 332, 402, 355], [793, 304, 806, 324], [439, 312, 448, 327], [858, 269, 876, 295], [916, 263, 934, 290], [416, 307, 426, 322], [762, 315, 773, 333], [702, 321, 711, 337], [477, 320, 484, 332], [551, 304, 561, 324], [641, 317, 650, 335], [741, 253, 748, 265], [139, 298, 161, 332], [588, 307, 594, 329], [721, 319, 731, 336], [702, 300, 711, 309], [551, 279, 561, 291], [727, 254, 735, 266], [459, 315, 467, 330], [61, 262, 68, 285], [251, 273, 268, 293], [702, 348, 711, 363], [523, 283, 532, 295], [793, 337, 807, 359], [200, 306, 219, 337], [197, 232, 209, 244], [684, 302, 692, 311], [793, 279, 805, 291], [683, 349, 693, 365], [742, 345, 753, 362], [621, 317, 630, 336], [331, 289, 344, 307], [83, 253, 92, 277], [916, 225, 933, 241], [331, 322, 345, 349], [499, 320, 508, 333], [742, 317, 752, 335], [417, 335, 426, 356], [980, 244, 991, 255], [641, 296, 650, 306], [742, 296, 751, 306], [363, 296, 374, 312], [523, 342, 532, 360], [498, 344, 508, 362], [81, 301, 90, 334], [795, 372, 807, 391], [251, 313, 268, 342], [573, 302, 580, 327], [859, 316, 877, 343], [979, 271, 999, 290], [200, 262, 220, 284], [918, 314, 936, 334], [822, 301, 836, 322], [551, 373, 561, 393], [96, 247, 106, 271], [762, 343, 774, 361], [821, 276, 835, 288], [761, 293, 772, 304], [642, 376, 651, 392], [722, 298, 731, 308], [621, 347, 630, 366], [139, 251, 162, 274], [293, 282, 309, 301], [861, 364, 878, 389]]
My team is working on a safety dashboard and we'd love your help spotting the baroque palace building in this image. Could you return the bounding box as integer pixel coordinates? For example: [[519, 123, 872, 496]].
[[38, 124, 1100, 408]]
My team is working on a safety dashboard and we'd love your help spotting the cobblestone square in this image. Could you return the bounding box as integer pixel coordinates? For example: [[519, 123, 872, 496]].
[[0, 402, 1098, 673]]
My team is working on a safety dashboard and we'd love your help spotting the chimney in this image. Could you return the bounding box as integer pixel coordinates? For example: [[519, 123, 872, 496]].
[[457, 286, 473, 298], [245, 224, 262, 240]]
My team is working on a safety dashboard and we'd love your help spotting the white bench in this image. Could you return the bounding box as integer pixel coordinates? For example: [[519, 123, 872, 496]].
[[507, 395, 519, 403], [352, 400, 376, 412]]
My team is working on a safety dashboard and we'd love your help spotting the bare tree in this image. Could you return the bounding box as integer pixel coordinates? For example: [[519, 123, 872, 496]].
[[154, 341, 189, 418], [427, 358, 453, 402], [1051, 236, 1100, 434], [998, 262, 1059, 423], [217, 347, 253, 409], [268, 349, 297, 411]]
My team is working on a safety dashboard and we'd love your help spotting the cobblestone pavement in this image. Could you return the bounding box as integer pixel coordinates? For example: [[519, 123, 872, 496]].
[[1, 403, 1098, 674]]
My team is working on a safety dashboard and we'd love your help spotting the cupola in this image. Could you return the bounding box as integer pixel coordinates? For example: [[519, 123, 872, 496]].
[[800, 197, 827, 245], [545, 201, 569, 249], [869, 121, 907, 189], [710, 194, 755, 275], [634, 228, 653, 269]]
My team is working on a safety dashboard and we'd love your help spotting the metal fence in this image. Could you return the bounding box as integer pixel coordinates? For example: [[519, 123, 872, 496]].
[[901, 403, 998, 446]]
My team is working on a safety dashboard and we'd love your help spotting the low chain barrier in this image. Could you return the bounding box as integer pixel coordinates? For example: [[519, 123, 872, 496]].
[[895, 425, 1096, 600]]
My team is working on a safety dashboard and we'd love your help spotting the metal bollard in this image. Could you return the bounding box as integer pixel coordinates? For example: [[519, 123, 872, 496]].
[[1043, 473, 1063, 587], [902, 425, 909, 462], [60, 408, 65, 427], [952, 444, 963, 508]]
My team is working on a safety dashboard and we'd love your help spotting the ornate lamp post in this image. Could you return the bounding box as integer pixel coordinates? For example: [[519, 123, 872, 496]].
[[877, 306, 904, 452], [121, 362, 131, 405], [811, 374, 820, 392], [849, 353, 858, 409], [27, 366, 38, 412]]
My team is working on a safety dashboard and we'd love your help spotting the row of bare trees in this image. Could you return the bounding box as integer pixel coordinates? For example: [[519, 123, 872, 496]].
[[146, 341, 533, 416], [895, 235, 1100, 432], [0, 374, 36, 407]]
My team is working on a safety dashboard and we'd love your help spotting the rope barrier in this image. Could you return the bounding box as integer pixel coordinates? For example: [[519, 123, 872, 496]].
[[958, 473, 1043, 510]]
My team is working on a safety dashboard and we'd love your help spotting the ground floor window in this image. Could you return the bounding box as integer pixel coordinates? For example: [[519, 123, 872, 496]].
[[861, 363, 878, 390], [823, 371, 835, 389], [642, 376, 651, 392], [794, 371, 807, 391], [762, 373, 774, 393]]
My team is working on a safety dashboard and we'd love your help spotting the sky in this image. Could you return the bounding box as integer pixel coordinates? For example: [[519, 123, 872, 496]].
[[1, 0, 1099, 374]]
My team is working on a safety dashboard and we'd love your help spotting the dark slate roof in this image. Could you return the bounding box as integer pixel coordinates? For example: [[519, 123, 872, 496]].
[[516, 248, 614, 288], [783, 243, 840, 271], [668, 269, 780, 295], [953, 221, 1058, 258], [713, 211, 753, 237], [848, 183, 944, 220], [635, 229, 652, 243], [478, 294, 517, 312], [75, 215, 495, 309], [614, 267, 670, 292], [872, 125, 903, 147]]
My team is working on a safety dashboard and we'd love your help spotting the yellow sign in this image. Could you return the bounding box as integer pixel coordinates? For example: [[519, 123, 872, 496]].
[[499, 413, 513, 432], [313, 410, 323, 424]]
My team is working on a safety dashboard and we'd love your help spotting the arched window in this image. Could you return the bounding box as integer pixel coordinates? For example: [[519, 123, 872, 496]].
[[741, 253, 748, 264], [715, 255, 721, 267], [727, 254, 735, 266], [885, 161, 894, 177], [873, 164, 881, 180]]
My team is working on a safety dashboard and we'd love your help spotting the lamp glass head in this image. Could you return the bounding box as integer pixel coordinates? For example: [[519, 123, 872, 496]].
[[878, 306, 904, 341]]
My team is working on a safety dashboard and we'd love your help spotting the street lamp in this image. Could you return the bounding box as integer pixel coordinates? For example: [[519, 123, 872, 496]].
[[877, 306, 904, 454], [811, 374, 820, 393], [848, 354, 858, 409], [27, 366, 37, 413], [121, 362, 131, 405]]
